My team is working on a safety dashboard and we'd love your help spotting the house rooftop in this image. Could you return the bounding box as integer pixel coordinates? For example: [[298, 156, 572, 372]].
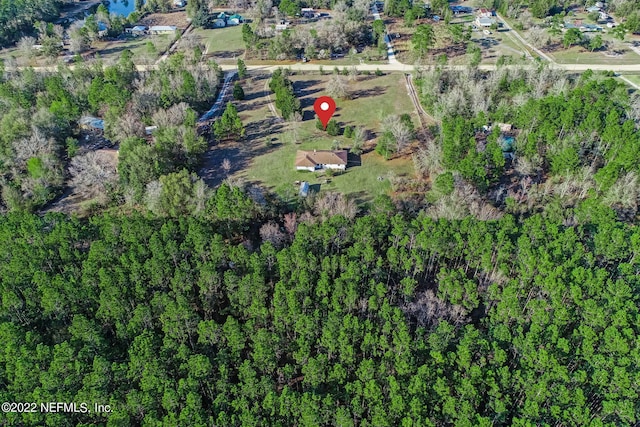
[[149, 25, 177, 31], [79, 116, 104, 130], [295, 150, 348, 168]]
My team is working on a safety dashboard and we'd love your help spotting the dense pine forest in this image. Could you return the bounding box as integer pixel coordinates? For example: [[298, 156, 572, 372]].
[[0, 195, 639, 425]]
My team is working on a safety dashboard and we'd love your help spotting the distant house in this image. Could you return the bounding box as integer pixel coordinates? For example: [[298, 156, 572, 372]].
[[275, 22, 290, 31], [79, 116, 104, 131], [476, 16, 496, 27], [477, 8, 492, 18], [301, 7, 315, 18], [580, 23, 602, 31], [149, 25, 177, 34], [126, 25, 147, 35], [295, 150, 348, 171], [213, 18, 226, 28], [173, 0, 186, 6], [586, 5, 601, 13], [217, 12, 228, 20], [228, 14, 244, 25]]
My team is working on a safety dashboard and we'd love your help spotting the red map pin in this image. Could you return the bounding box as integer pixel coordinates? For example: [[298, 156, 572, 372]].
[[314, 96, 336, 129]]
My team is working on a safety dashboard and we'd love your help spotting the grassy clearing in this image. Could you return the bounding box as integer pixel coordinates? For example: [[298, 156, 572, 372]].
[[547, 44, 640, 65], [620, 74, 640, 87], [227, 72, 417, 201], [194, 26, 245, 59]]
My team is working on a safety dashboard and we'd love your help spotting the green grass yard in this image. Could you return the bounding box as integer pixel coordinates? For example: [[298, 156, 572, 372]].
[[193, 26, 245, 59], [229, 72, 417, 201]]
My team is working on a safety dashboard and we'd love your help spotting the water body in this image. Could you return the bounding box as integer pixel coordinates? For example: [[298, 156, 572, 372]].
[[105, 0, 143, 17]]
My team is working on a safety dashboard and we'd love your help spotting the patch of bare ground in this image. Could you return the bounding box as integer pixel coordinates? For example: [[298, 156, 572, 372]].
[[199, 72, 285, 187], [139, 11, 190, 28]]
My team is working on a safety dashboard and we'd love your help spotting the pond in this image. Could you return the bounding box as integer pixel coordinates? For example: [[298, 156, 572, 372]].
[[104, 0, 143, 17]]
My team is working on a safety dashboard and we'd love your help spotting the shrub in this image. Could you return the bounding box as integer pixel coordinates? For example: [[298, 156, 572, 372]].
[[326, 119, 340, 136], [344, 126, 354, 138]]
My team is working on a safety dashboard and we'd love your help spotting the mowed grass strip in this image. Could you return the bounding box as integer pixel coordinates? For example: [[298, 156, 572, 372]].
[[237, 72, 416, 201]]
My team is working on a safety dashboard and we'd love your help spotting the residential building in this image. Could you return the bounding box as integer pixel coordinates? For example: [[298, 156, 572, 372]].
[[295, 150, 348, 171], [149, 25, 177, 34], [476, 16, 496, 27]]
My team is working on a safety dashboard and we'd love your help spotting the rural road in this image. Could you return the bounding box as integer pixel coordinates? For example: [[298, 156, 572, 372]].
[[370, 3, 398, 65]]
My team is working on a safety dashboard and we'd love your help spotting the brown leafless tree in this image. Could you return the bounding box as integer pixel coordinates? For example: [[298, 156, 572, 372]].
[[152, 102, 191, 128], [69, 151, 118, 202], [315, 192, 358, 220], [527, 26, 550, 49], [222, 158, 231, 176], [327, 73, 350, 100], [17, 37, 37, 60], [283, 212, 298, 235], [402, 289, 467, 327], [260, 221, 288, 248]]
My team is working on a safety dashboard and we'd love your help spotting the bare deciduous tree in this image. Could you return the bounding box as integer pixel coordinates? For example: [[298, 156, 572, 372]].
[[327, 73, 350, 100], [402, 289, 467, 327], [382, 115, 413, 153], [222, 158, 231, 175], [12, 129, 55, 169], [17, 37, 37, 60], [603, 171, 639, 212], [315, 192, 358, 220], [283, 212, 298, 235], [111, 109, 145, 141], [152, 102, 190, 128], [413, 138, 443, 178], [69, 151, 118, 202], [527, 26, 550, 49], [260, 221, 287, 248]]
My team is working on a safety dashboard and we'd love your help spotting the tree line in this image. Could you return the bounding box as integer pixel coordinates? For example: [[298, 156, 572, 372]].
[[0, 188, 638, 425]]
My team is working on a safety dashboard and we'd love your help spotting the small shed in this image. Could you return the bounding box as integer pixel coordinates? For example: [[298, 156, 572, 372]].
[[299, 181, 310, 197]]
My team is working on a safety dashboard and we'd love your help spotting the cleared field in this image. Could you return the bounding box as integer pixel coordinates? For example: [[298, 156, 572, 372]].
[[204, 72, 417, 202], [94, 34, 173, 63], [547, 44, 640, 65], [194, 26, 245, 61]]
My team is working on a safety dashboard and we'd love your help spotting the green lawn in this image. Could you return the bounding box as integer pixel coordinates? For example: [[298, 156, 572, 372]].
[[547, 44, 640, 65], [194, 26, 245, 57], [233, 72, 417, 202], [619, 74, 640, 88]]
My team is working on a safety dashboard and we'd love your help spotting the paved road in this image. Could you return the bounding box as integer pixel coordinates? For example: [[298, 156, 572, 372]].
[[198, 71, 236, 122]]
